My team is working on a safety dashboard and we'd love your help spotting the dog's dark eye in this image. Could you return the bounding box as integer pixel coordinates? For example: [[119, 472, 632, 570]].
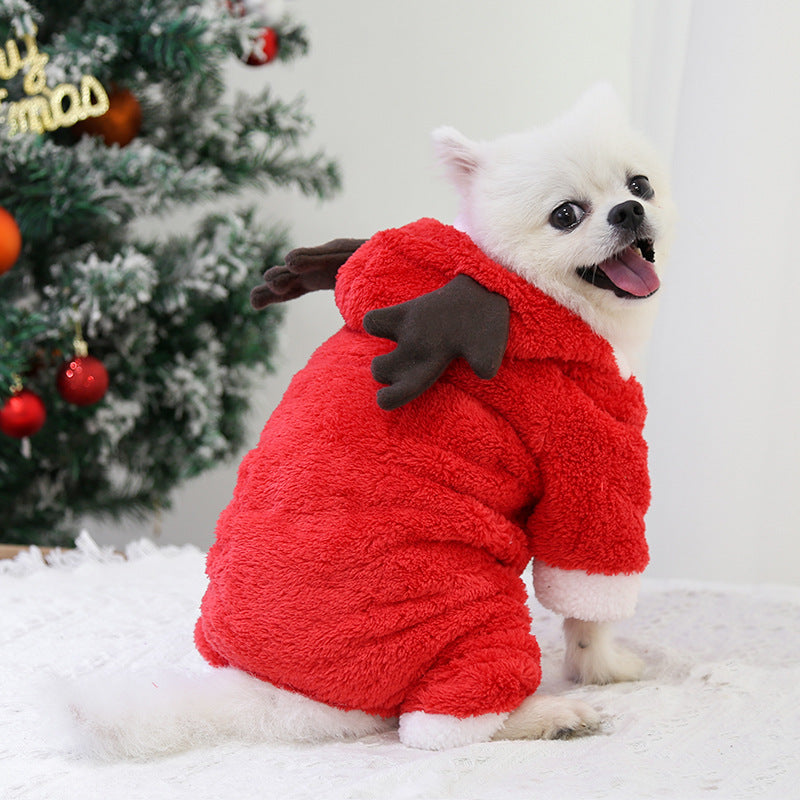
[[628, 175, 654, 200], [550, 202, 586, 231]]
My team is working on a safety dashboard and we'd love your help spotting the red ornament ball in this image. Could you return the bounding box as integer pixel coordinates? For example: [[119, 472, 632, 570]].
[[0, 206, 22, 275], [56, 356, 109, 406], [246, 28, 279, 65], [0, 389, 46, 438]]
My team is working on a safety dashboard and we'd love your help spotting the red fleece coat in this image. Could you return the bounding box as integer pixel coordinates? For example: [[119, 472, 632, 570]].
[[195, 218, 650, 720]]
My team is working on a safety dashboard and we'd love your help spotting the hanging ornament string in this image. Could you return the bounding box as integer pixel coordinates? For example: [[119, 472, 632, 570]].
[[56, 318, 109, 406]]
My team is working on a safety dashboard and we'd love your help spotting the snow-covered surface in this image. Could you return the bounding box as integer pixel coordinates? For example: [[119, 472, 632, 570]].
[[1, 533, 799, 800]]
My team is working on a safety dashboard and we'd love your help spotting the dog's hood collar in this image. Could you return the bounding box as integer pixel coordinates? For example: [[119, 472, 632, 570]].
[[336, 218, 616, 368]]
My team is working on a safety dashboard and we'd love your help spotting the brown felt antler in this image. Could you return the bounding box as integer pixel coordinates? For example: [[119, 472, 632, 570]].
[[364, 275, 509, 411], [251, 240, 510, 410], [250, 238, 367, 309]]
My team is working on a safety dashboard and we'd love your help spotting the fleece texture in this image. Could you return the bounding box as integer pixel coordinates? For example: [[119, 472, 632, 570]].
[[195, 218, 650, 720]]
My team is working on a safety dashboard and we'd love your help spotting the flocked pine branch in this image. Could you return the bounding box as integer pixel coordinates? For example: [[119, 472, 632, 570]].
[[0, 135, 218, 245], [0, 1, 337, 545]]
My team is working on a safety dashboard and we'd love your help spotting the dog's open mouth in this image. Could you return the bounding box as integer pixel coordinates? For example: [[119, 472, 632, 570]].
[[576, 240, 660, 299]]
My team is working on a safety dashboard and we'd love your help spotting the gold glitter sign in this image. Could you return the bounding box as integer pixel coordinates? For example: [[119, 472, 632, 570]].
[[0, 26, 110, 135]]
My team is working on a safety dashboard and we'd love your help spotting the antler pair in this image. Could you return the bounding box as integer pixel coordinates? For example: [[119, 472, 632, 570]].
[[250, 239, 510, 410]]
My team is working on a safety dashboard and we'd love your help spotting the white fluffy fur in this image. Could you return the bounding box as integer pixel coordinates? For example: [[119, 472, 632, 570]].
[[66, 668, 392, 761], [68, 85, 671, 756], [68, 671, 610, 758], [435, 83, 675, 376], [563, 618, 645, 685]]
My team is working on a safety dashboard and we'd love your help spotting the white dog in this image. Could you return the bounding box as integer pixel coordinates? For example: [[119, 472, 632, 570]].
[[69, 85, 674, 758], [437, 83, 674, 693]]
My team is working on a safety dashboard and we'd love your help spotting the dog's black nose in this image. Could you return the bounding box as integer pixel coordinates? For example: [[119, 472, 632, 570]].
[[608, 200, 645, 231]]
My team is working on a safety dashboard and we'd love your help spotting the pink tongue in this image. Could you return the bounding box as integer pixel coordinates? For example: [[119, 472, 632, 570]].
[[599, 247, 660, 297]]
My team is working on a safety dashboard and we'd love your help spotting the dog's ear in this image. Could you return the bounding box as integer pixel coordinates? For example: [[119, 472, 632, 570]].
[[432, 126, 481, 194]]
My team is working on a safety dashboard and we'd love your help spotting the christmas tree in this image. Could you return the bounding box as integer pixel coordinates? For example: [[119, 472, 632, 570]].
[[0, 0, 339, 546]]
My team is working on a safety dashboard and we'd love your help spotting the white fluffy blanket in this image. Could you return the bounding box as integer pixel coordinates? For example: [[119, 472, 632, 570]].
[[1, 534, 798, 800]]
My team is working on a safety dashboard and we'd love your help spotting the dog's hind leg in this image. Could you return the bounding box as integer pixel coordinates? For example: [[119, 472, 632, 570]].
[[399, 693, 602, 749], [563, 618, 644, 685]]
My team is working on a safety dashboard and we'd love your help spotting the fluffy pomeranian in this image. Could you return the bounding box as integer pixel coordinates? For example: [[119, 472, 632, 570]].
[[69, 85, 675, 757]]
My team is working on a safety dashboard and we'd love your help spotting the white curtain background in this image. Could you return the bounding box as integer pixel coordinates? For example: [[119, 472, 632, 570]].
[[638, 0, 800, 584], [92, 0, 800, 587]]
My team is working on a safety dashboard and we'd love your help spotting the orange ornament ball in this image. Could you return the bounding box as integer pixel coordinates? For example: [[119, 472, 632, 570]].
[[73, 88, 142, 147], [0, 206, 22, 275]]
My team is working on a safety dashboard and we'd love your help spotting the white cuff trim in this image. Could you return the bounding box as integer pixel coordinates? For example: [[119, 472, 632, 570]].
[[399, 711, 508, 750], [532, 562, 641, 621]]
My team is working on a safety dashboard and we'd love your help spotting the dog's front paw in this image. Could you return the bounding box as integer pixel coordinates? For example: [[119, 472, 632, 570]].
[[563, 618, 645, 685], [566, 642, 645, 685], [494, 694, 602, 741]]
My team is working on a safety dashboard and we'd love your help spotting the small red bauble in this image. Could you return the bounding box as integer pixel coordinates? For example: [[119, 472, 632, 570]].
[[56, 356, 109, 406], [246, 28, 279, 65], [0, 206, 22, 275], [0, 389, 47, 438]]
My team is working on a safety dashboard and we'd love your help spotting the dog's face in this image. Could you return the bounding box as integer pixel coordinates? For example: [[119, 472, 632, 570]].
[[434, 85, 675, 365]]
